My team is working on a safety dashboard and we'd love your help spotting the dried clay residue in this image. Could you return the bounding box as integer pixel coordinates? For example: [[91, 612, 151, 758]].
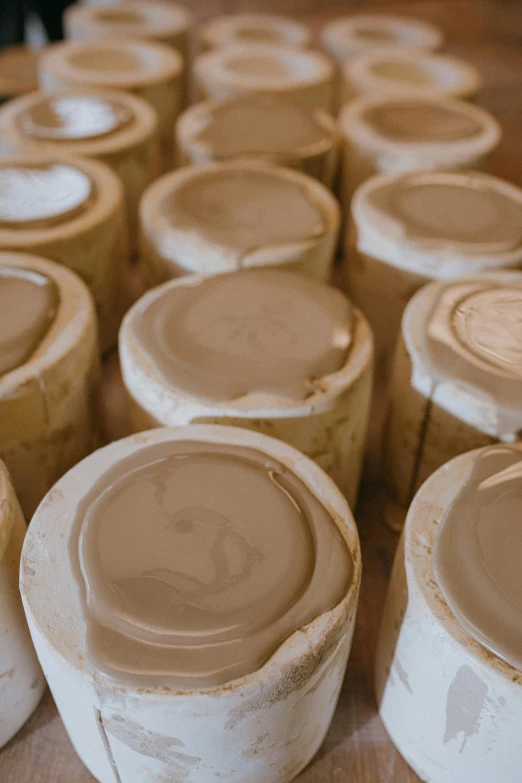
[[104, 715, 200, 780], [444, 665, 488, 752], [242, 732, 270, 759], [225, 623, 345, 731], [393, 659, 413, 694], [0, 667, 16, 698]]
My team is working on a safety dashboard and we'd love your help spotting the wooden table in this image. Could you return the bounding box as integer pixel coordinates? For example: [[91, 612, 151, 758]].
[[1, 1, 522, 780]]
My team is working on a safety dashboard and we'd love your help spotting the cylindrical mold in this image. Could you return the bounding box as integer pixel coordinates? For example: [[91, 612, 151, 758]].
[[0, 460, 45, 748], [342, 50, 482, 104], [0, 46, 39, 103], [0, 251, 100, 517], [375, 444, 522, 783], [321, 14, 444, 65], [119, 270, 373, 506], [339, 94, 501, 204], [175, 95, 341, 190], [199, 13, 311, 51], [139, 160, 340, 286], [384, 272, 522, 509], [64, 1, 192, 61], [39, 39, 184, 169], [0, 153, 127, 352], [0, 87, 160, 257], [194, 43, 336, 112], [21, 424, 362, 783], [344, 170, 522, 369]]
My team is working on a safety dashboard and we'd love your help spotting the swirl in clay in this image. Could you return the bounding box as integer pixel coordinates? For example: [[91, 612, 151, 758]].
[[451, 287, 522, 378], [426, 279, 522, 412], [73, 440, 353, 688]]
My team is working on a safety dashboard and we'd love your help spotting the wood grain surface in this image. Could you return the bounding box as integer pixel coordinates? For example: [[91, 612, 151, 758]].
[[1, 1, 521, 781]]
